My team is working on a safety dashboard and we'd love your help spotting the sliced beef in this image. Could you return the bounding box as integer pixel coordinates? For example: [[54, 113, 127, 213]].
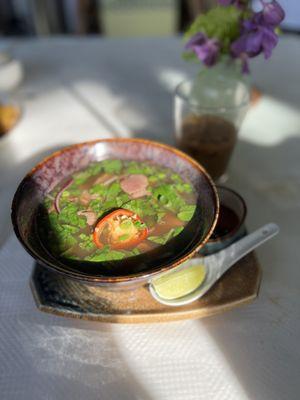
[[120, 174, 149, 199]]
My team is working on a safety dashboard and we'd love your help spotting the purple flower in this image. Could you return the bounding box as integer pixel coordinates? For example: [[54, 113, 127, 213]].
[[230, 1, 284, 72], [185, 32, 220, 67], [231, 25, 278, 60], [260, 0, 285, 27]]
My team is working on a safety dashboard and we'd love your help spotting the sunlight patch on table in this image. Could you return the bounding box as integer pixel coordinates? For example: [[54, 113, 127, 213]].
[[240, 95, 300, 145]]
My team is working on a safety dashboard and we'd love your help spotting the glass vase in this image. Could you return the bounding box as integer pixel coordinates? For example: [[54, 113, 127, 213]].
[[174, 62, 250, 181]]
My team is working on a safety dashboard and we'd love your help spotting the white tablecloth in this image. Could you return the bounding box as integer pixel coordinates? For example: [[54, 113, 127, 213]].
[[0, 35, 300, 400]]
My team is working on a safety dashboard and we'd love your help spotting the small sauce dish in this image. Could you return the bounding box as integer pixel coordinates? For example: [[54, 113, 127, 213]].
[[200, 186, 247, 256]]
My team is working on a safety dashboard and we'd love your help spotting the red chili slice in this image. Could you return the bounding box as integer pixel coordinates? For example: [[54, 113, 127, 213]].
[[93, 209, 148, 250]]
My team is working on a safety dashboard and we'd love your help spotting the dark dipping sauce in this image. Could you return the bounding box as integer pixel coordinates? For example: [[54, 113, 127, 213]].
[[210, 205, 240, 240]]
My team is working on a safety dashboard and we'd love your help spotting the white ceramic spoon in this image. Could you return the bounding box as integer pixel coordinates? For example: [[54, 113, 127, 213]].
[[149, 223, 279, 306]]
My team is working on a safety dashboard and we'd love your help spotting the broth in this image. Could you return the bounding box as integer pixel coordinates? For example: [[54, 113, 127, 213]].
[[39, 159, 197, 262]]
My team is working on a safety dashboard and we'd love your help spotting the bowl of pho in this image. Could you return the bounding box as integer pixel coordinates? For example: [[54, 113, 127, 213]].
[[11, 138, 219, 287]]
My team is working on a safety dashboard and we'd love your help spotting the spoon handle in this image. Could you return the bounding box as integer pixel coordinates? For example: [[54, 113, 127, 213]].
[[218, 223, 280, 276]]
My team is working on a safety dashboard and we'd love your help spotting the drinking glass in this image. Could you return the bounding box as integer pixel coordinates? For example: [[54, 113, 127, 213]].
[[174, 71, 250, 181]]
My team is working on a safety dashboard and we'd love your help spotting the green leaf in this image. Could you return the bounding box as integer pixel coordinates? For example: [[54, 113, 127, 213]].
[[73, 170, 91, 185], [89, 199, 102, 213], [61, 190, 70, 198], [102, 159, 122, 174], [153, 185, 185, 213], [106, 182, 121, 200], [175, 183, 193, 194], [58, 203, 86, 228], [125, 199, 157, 218], [171, 173, 184, 184], [116, 193, 130, 207], [86, 249, 125, 262], [148, 226, 184, 245], [148, 236, 166, 245], [89, 184, 106, 196], [101, 200, 118, 213], [109, 250, 126, 260], [131, 248, 141, 256], [177, 205, 196, 222], [156, 212, 166, 222], [79, 236, 96, 250], [61, 224, 80, 234], [173, 226, 184, 236], [133, 220, 146, 229], [85, 162, 103, 176]]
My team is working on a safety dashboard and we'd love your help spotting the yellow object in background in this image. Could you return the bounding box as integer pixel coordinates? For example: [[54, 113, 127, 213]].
[[0, 104, 20, 137], [152, 264, 206, 300], [101, 0, 178, 37]]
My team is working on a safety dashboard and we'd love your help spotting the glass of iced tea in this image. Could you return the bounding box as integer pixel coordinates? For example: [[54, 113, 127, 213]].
[[174, 71, 250, 181]]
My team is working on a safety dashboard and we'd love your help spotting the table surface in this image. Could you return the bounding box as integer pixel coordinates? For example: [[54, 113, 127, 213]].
[[0, 35, 299, 400]]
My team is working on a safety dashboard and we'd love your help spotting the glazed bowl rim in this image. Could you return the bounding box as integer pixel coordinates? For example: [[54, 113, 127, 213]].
[[11, 137, 220, 284]]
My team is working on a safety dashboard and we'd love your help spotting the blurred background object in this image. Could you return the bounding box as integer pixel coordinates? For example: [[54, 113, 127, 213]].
[[0, 0, 203, 37], [0, 1, 299, 37], [0, 44, 23, 91]]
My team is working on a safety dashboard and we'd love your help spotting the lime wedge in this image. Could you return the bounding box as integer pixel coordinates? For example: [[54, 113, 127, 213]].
[[152, 264, 206, 300]]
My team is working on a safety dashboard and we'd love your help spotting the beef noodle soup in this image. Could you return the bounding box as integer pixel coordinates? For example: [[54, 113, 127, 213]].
[[39, 159, 197, 262]]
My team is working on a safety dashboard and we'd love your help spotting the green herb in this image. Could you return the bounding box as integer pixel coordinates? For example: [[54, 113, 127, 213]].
[[157, 212, 166, 222], [61, 190, 70, 198], [153, 185, 185, 213], [105, 182, 121, 200], [86, 248, 125, 262], [131, 248, 140, 256], [58, 203, 86, 228], [116, 193, 130, 207], [102, 159, 122, 174], [148, 226, 184, 245], [89, 184, 106, 196], [61, 224, 80, 234], [101, 200, 118, 213], [126, 199, 157, 218], [148, 176, 158, 183], [147, 236, 166, 245], [171, 174, 184, 184], [133, 220, 146, 229], [173, 226, 184, 236], [73, 170, 91, 185], [89, 199, 103, 213], [78, 233, 96, 250], [175, 183, 193, 193], [177, 205, 196, 222], [67, 187, 81, 196], [85, 162, 103, 176]]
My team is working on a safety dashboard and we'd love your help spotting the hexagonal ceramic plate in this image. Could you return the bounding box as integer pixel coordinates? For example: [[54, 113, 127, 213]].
[[30, 252, 261, 324]]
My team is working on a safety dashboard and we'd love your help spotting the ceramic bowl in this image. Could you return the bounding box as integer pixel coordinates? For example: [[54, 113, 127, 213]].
[[11, 138, 219, 287], [199, 186, 247, 256]]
